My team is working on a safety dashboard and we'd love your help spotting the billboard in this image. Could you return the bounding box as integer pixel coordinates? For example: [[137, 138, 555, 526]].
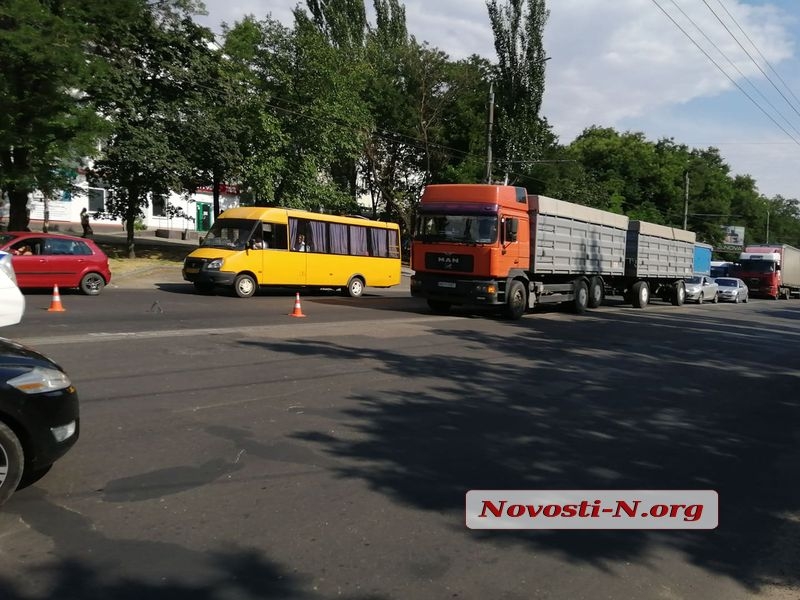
[[720, 225, 745, 251]]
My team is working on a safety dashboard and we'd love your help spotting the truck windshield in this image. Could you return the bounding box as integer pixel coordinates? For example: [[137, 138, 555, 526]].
[[415, 214, 498, 244], [736, 260, 775, 274], [200, 218, 258, 250]]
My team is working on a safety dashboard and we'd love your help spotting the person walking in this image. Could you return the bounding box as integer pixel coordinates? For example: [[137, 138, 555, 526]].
[[80, 208, 93, 238]]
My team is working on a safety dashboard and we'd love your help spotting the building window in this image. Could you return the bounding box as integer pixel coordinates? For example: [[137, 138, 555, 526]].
[[87, 187, 105, 212], [152, 195, 166, 217]]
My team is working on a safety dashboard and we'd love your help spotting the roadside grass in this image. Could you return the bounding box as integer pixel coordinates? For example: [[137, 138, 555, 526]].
[[98, 240, 191, 277]]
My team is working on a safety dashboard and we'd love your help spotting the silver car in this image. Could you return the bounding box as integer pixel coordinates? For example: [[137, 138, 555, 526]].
[[684, 275, 719, 304], [715, 277, 749, 303]]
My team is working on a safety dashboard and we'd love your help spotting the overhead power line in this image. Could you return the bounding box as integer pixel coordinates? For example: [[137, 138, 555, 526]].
[[667, 0, 800, 139], [713, 0, 800, 116], [700, 0, 800, 121], [650, 0, 800, 146]]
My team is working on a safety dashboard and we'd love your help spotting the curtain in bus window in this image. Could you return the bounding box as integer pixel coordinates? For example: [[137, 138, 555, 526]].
[[370, 228, 388, 257], [289, 219, 299, 250], [330, 223, 348, 254], [309, 221, 326, 253], [387, 229, 400, 257], [350, 226, 369, 256]]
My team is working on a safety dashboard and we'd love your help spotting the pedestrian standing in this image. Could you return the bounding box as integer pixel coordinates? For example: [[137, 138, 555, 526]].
[[80, 208, 93, 238]]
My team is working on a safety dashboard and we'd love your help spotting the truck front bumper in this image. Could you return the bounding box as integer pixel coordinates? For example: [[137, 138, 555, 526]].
[[410, 274, 502, 306]]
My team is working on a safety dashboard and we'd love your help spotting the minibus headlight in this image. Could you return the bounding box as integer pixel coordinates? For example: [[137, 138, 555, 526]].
[[206, 258, 224, 270]]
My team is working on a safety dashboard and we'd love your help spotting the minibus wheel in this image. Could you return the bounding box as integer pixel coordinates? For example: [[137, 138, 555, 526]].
[[344, 276, 365, 298], [234, 274, 257, 298]]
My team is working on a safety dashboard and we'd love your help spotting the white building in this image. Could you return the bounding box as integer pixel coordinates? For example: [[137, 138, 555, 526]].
[[20, 169, 241, 236]]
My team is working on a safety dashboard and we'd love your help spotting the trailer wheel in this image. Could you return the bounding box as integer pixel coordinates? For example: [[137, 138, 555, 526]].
[[504, 280, 526, 320], [632, 281, 649, 309], [588, 277, 604, 309], [671, 280, 686, 306], [427, 299, 451, 314]]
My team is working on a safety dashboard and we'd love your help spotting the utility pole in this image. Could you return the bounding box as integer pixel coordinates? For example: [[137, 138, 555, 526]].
[[683, 169, 689, 230], [485, 81, 495, 184], [766, 208, 770, 243]]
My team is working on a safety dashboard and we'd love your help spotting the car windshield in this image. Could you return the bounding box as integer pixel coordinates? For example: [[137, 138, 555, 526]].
[[0, 233, 17, 246], [716, 278, 737, 287], [685, 276, 703, 284], [200, 218, 257, 250]]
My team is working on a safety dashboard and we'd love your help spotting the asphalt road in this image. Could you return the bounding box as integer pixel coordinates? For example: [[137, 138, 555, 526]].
[[1, 275, 798, 600]]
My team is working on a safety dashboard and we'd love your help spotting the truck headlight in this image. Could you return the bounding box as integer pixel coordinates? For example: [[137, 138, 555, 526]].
[[7, 367, 72, 394], [206, 258, 224, 270]]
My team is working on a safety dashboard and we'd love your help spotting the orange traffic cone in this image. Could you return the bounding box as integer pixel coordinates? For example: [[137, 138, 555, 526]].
[[288, 292, 306, 318], [48, 285, 66, 312]]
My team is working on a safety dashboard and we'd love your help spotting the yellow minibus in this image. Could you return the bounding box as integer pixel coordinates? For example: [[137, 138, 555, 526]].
[[182, 207, 402, 298]]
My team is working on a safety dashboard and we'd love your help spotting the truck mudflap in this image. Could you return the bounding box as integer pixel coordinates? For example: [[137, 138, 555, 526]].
[[410, 273, 502, 306]]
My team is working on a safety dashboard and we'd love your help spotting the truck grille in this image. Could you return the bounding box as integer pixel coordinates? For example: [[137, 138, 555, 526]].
[[425, 253, 474, 273]]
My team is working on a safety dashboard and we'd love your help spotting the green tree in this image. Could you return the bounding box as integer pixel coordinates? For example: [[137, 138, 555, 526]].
[[0, 0, 108, 230], [435, 55, 494, 184], [359, 0, 417, 224], [87, 0, 215, 257], [486, 0, 550, 180], [176, 37, 252, 219], [224, 11, 370, 213]]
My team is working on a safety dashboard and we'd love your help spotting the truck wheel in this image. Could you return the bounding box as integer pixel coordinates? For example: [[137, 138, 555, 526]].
[[427, 299, 451, 314], [504, 280, 526, 320], [671, 281, 686, 306], [587, 277, 604, 308], [234, 274, 257, 298], [632, 281, 649, 309], [573, 280, 589, 314], [0, 422, 24, 507]]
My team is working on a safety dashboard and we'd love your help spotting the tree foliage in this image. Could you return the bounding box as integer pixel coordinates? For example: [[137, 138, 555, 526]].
[[486, 0, 550, 180], [2, 0, 797, 254], [0, 0, 108, 230], [86, 0, 216, 257]]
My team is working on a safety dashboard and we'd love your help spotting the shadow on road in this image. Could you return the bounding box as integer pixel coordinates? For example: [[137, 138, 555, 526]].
[[0, 490, 385, 600], [235, 307, 800, 594]]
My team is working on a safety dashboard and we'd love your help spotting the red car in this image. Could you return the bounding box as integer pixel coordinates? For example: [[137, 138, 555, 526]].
[[0, 232, 111, 295]]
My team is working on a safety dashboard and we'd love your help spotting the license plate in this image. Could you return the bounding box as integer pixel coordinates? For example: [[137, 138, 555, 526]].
[[184, 268, 199, 274], [438, 281, 456, 288]]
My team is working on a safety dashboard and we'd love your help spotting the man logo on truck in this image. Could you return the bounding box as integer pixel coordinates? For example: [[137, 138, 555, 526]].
[[437, 256, 461, 269]]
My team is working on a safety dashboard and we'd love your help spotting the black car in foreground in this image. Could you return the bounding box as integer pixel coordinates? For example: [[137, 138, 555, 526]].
[[0, 337, 80, 507]]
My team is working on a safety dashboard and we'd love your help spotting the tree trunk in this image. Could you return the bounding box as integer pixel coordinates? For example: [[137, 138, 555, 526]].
[[125, 187, 138, 258], [212, 170, 221, 218], [7, 187, 31, 232]]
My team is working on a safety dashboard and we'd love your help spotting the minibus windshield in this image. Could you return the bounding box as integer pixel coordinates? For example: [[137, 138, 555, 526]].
[[200, 219, 258, 250]]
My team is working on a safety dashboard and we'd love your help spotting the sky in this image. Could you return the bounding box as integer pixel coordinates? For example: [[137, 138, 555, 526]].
[[195, 0, 800, 200]]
